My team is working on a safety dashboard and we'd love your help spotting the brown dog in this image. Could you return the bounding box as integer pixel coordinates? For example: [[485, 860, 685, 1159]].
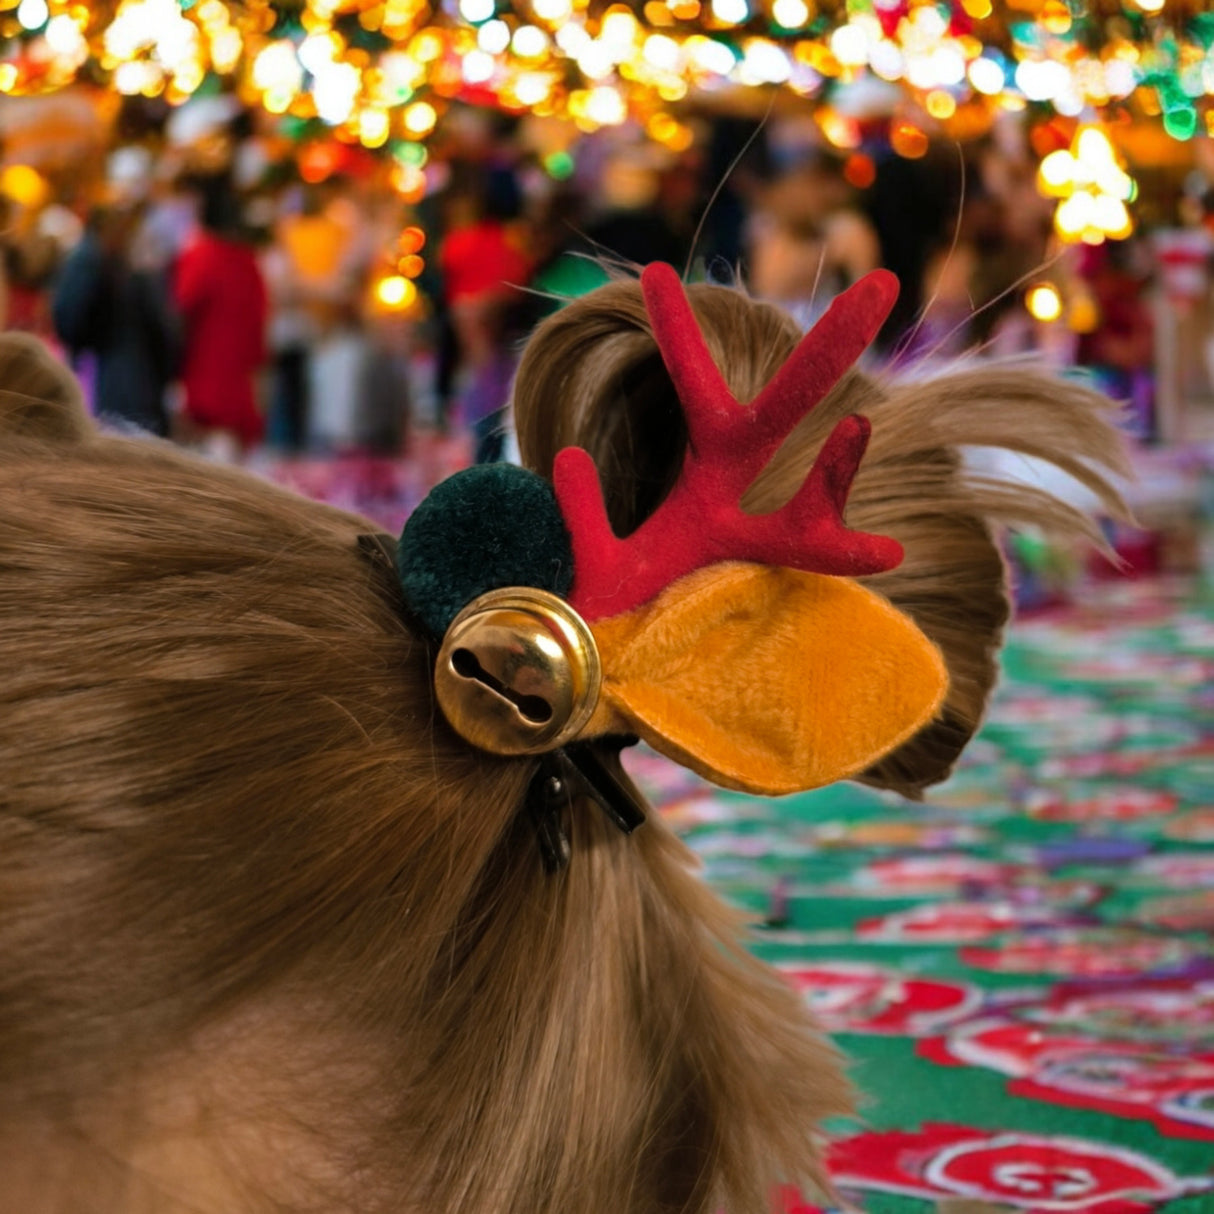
[[0, 270, 1127, 1214]]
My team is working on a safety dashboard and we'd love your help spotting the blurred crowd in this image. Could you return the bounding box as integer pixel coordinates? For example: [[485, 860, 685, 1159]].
[[0, 103, 1172, 463]]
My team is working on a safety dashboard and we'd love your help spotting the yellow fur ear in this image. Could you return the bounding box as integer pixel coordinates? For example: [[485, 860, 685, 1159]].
[[590, 562, 948, 795], [0, 334, 90, 445]]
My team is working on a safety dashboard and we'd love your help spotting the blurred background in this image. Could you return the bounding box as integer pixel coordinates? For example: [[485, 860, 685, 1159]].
[[1, 0, 1213, 593]]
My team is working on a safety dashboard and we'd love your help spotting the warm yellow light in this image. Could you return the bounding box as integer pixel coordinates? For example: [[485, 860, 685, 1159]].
[[376, 275, 412, 308], [600, 7, 638, 53], [114, 59, 160, 95], [1055, 190, 1095, 241], [771, 0, 807, 27], [0, 164, 48, 208], [459, 0, 495, 21], [478, 20, 511, 52], [299, 33, 337, 73], [210, 26, 243, 73], [1091, 193, 1133, 240], [821, 109, 862, 150], [1067, 292, 1099, 334], [1093, 161, 1133, 202], [196, 0, 228, 29], [830, 22, 869, 69], [1040, 0, 1071, 35], [253, 40, 302, 93], [710, 0, 748, 25], [961, 0, 992, 16], [174, 61, 205, 95], [968, 55, 1003, 95], [1038, 122, 1137, 247], [512, 24, 549, 57], [410, 30, 445, 62], [647, 112, 678, 141], [45, 13, 86, 56], [686, 34, 732, 75], [642, 33, 680, 71], [359, 108, 391, 147], [576, 40, 615, 80], [1038, 149, 1075, 195], [0, 65, 18, 92], [648, 113, 692, 150], [667, 123, 694, 152], [1026, 283, 1062, 323], [533, 0, 572, 20], [461, 49, 494, 83], [513, 71, 553, 105], [403, 100, 438, 135], [392, 163, 427, 199], [1075, 124, 1116, 166], [925, 89, 956, 120], [16, 0, 48, 30], [585, 84, 625, 125], [1134, 0, 1164, 11]]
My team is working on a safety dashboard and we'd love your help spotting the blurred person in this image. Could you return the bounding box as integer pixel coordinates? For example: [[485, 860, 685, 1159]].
[[693, 115, 772, 270], [263, 181, 366, 451], [1, 194, 63, 342], [437, 167, 533, 463], [140, 174, 201, 271], [516, 184, 609, 325], [349, 311, 412, 456], [866, 146, 964, 351], [747, 159, 880, 327], [1075, 240, 1156, 441], [173, 175, 268, 453], [583, 152, 687, 269], [52, 203, 179, 437], [304, 299, 366, 453], [905, 189, 1036, 364]]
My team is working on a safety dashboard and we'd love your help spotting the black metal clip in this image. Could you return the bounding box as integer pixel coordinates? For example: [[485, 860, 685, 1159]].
[[524, 737, 648, 873]]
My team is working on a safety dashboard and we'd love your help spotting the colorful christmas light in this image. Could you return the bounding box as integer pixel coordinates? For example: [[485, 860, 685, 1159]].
[[0, 0, 1208, 233]]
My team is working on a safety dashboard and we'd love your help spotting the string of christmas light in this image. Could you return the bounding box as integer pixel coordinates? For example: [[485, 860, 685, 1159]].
[[1, 0, 1209, 253], [2, 2, 1211, 141]]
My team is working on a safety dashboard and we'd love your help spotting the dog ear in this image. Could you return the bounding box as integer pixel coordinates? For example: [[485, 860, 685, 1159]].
[[0, 334, 91, 445]]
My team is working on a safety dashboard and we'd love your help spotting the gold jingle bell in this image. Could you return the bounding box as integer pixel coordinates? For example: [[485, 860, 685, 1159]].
[[435, 587, 602, 756]]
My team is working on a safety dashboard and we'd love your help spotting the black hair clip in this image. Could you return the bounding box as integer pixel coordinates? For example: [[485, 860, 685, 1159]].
[[524, 737, 647, 874]]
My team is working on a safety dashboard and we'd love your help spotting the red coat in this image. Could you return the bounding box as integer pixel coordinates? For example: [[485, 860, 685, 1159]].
[[174, 232, 268, 446]]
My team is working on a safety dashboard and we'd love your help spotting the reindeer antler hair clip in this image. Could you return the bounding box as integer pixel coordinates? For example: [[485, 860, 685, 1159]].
[[381, 264, 948, 865]]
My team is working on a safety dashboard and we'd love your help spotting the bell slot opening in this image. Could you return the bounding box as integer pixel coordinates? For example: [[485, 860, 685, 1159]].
[[451, 648, 554, 723]]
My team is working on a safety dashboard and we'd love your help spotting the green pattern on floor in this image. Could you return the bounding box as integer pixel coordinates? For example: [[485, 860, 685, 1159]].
[[627, 577, 1214, 1213]]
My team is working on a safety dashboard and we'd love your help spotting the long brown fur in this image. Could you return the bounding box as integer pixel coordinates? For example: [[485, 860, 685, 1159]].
[[0, 334, 847, 1214], [0, 266, 1127, 1214]]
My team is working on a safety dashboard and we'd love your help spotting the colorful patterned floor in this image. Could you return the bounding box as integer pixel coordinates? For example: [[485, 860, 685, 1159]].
[[625, 575, 1214, 1214]]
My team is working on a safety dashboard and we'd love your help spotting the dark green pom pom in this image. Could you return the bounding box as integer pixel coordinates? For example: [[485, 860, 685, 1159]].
[[398, 463, 574, 638]]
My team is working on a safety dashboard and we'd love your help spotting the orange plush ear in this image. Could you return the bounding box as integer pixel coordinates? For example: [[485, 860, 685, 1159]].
[[590, 563, 948, 795]]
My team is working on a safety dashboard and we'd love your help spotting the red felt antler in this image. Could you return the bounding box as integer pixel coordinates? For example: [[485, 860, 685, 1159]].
[[553, 263, 904, 622]]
